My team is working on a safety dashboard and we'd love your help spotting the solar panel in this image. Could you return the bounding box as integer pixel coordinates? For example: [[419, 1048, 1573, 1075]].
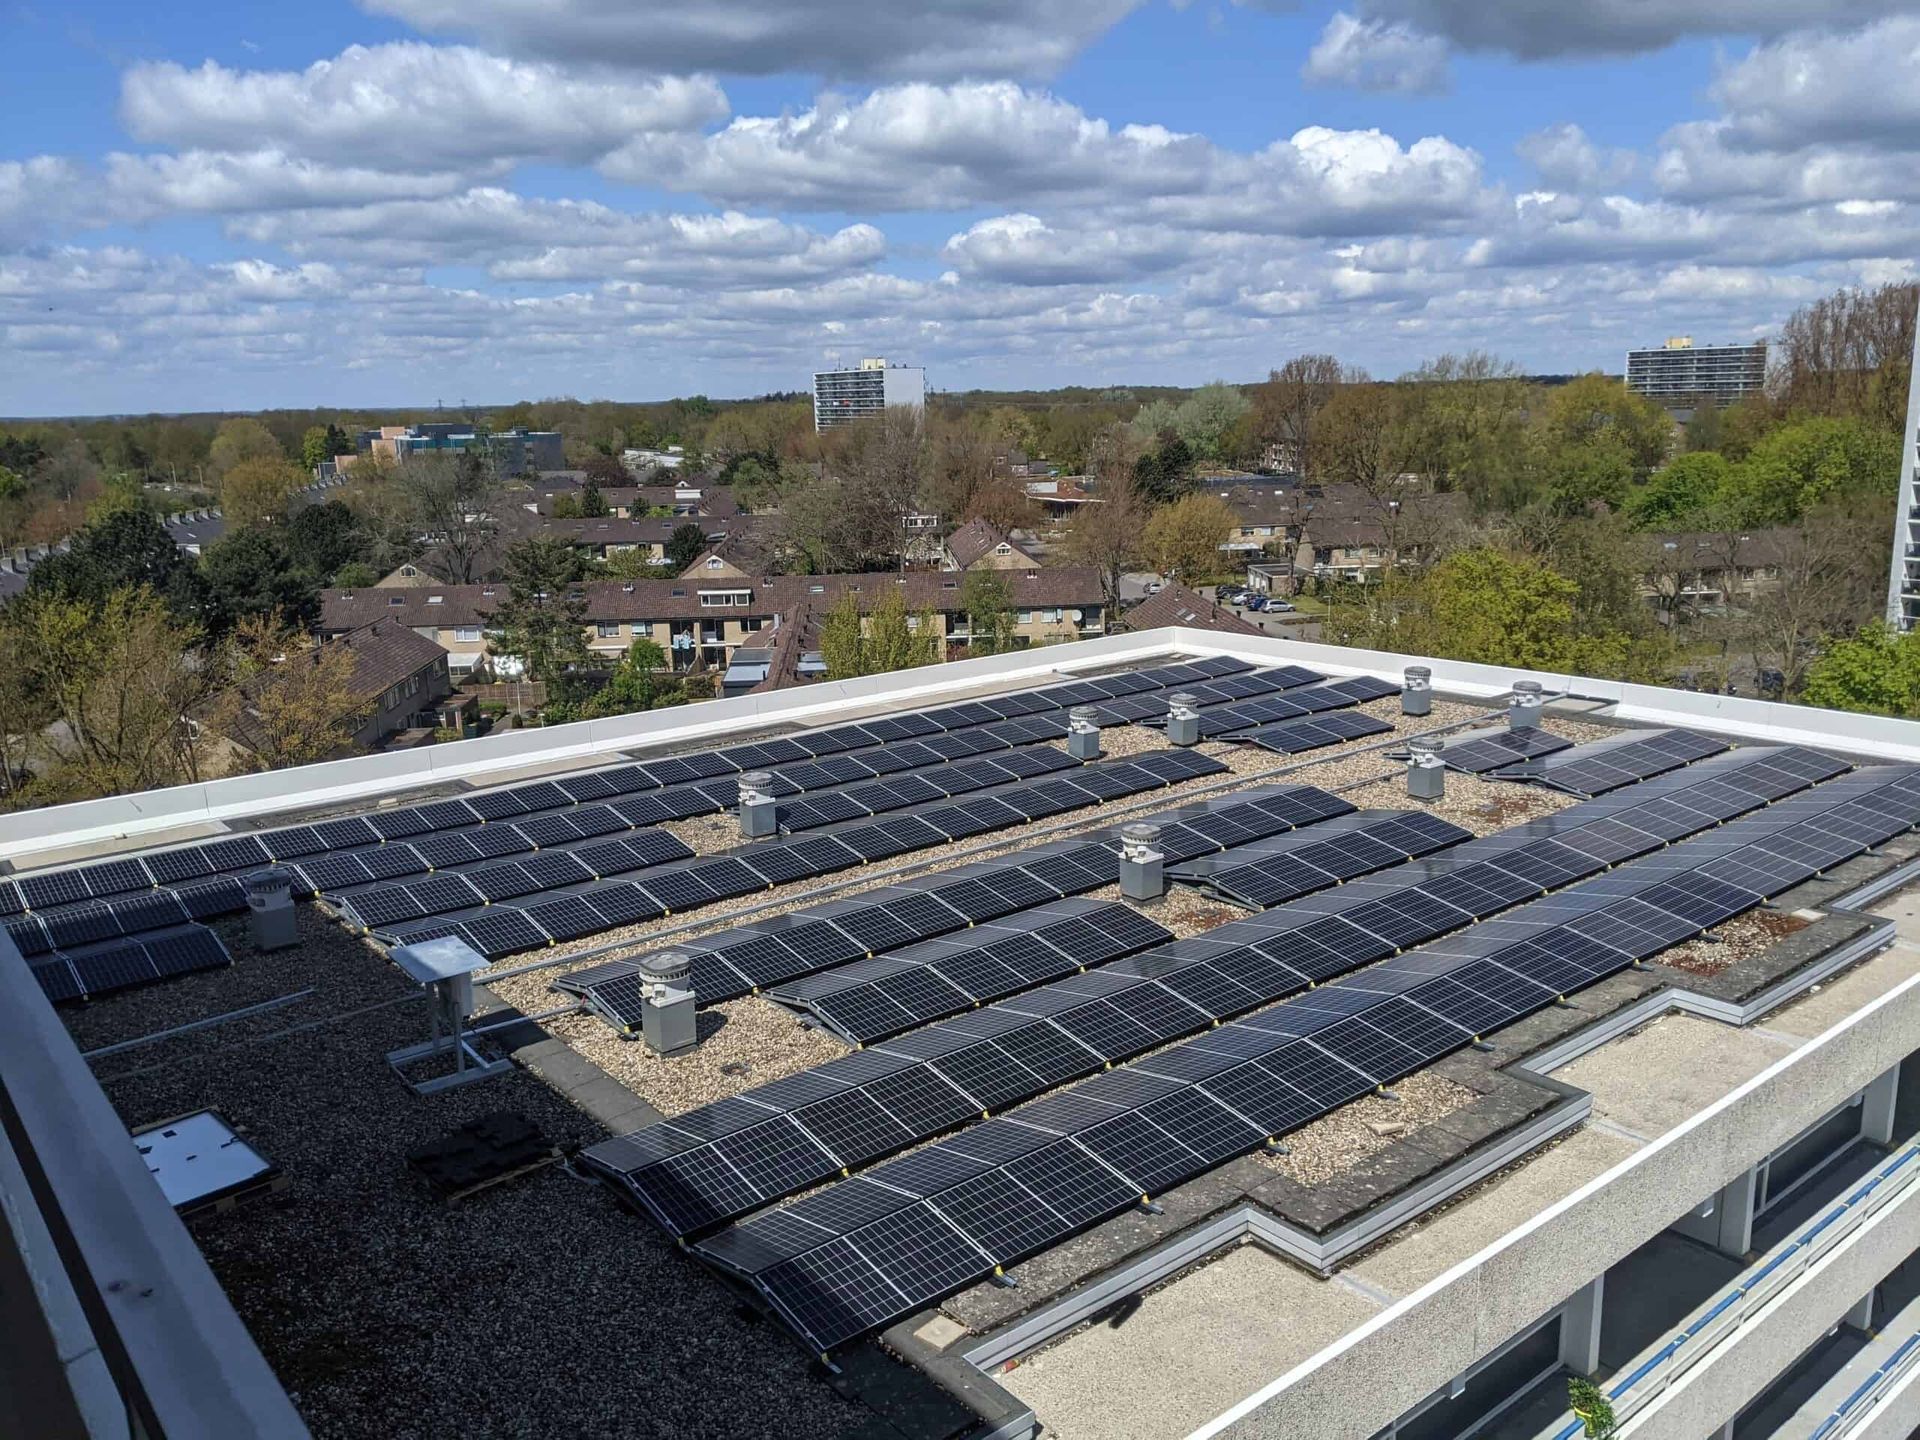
[[1232, 711, 1396, 755], [1492, 728, 1730, 797], [1438, 728, 1572, 774]]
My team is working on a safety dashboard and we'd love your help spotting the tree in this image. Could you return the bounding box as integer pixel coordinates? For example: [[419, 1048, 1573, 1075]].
[[1802, 626, 1920, 715], [1251, 354, 1352, 476], [8, 585, 208, 800], [580, 451, 629, 488], [960, 570, 1018, 655], [207, 418, 282, 479], [200, 528, 322, 637], [205, 615, 369, 771], [1316, 383, 1412, 494], [220, 456, 302, 529], [1717, 417, 1898, 527], [1538, 373, 1673, 478], [490, 538, 593, 686], [1774, 280, 1918, 433], [550, 493, 584, 519], [579, 478, 608, 517], [300, 426, 333, 472], [583, 637, 668, 718], [1739, 499, 1888, 696], [334, 562, 378, 589], [401, 449, 500, 583], [26, 508, 206, 623], [287, 500, 366, 582], [1063, 479, 1146, 612], [665, 522, 708, 572], [818, 589, 937, 679], [1133, 433, 1195, 505], [1142, 494, 1236, 581], [1625, 453, 1731, 529]]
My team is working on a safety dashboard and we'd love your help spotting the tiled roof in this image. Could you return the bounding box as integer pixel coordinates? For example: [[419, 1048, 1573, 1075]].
[[945, 517, 1032, 569], [1120, 582, 1264, 637], [321, 566, 1107, 632]]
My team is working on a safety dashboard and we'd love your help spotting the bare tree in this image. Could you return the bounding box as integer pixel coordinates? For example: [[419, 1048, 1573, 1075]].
[[400, 449, 502, 583], [1250, 354, 1366, 478], [1063, 480, 1147, 613], [1774, 281, 1919, 432], [1739, 500, 1889, 695]]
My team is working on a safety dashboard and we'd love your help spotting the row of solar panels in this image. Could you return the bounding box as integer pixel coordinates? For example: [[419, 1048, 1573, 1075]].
[[5, 733, 1106, 956], [1171, 812, 1489, 909], [1148, 675, 1399, 739], [580, 744, 1848, 1239], [565, 900, 1176, 1038], [370, 750, 1231, 962], [770, 810, 1471, 1045], [1491, 727, 1729, 798], [1224, 710, 1395, 756], [558, 783, 1357, 1012], [30, 925, 232, 1004], [692, 763, 1920, 1354], [0, 654, 1278, 920]]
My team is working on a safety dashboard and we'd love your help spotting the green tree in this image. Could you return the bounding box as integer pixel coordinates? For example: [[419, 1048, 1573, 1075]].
[[300, 426, 333, 472], [1718, 417, 1899, 526], [583, 637, 669, 718], [1538, 373, 1673, 477], [26, 509, 206, 623], [665, 521, 708, 571], [207, 417, 283, 479], [490, 537, 593, 686], [1132, 434, 1195, 505], [818, 589, 937, 679], [1625, 452, 1732, 528], [1142, 493, 1235, 580], [1801, 626, 1920, 716], [579, 478, 608, 517], [334, 561, 378, 589], [200, 528, 322, 637], [960, 569, 1018, 655], [221, 456, 302, 529], [287, 501, 365, 581]]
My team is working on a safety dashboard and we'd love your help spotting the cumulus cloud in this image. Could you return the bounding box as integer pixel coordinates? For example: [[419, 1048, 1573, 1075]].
[[612, 82, 1490, 237], [941, 213, 1194, 284], [1516, 123, 1637, 190], [121, 44, 728, 174], [230, 189, 887, 285], [356, 0, 1145, 80], [1355, 0, 1908, 60], [1302, 13, 1450, 94], [1707, 16, 1920, 150]]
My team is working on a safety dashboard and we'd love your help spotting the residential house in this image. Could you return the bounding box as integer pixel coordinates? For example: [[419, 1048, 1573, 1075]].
[[1640, 530, 1796, 614], [1119, 582, 1264, 638], [943, 517, 1041, 572], [320, 567, 1109, 678], [214, 618, 453, 759]]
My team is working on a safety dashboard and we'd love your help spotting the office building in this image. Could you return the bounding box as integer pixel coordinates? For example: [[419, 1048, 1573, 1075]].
[[1625, 336, 1768, 404], [813, 357, 926, 431], [10, 628, 1920, 1440]]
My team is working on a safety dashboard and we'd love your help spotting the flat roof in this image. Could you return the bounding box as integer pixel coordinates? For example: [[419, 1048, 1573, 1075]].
[[15, 629, 1920, 1437]]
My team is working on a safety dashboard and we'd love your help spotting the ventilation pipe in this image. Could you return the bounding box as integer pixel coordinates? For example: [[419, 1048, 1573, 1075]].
[[1166, 693, 1201, 747], [1066, 705, 1102, 762], [639, 951, 698, 1056], [738, 771, 778, 839], [1509, 679, 1544, 730], [244, 867, 299, 951], [1407, 737, 1446, 801], [1402, 665, 1432, 717], [1118, 822, 1166, 901]]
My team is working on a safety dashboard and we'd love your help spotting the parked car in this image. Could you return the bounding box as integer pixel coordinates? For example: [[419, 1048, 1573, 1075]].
[[1266, 599, 1297, 613], [1244, 595, 1269, 612]]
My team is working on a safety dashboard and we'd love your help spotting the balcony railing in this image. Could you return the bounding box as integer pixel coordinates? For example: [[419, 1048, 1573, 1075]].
[[1807, 1329, 1920, 1440], [1545, 1141, 1920, 1438]]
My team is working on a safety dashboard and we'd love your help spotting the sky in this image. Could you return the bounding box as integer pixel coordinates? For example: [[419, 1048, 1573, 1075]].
[[2, 1, 1917, 416]]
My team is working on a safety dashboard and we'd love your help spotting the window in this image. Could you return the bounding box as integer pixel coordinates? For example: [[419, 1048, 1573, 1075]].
[[742, 617, 764, 633], [426, 594, 443, 605], [809, 584, 824, 595], [705, 557, 723, 569], [699, 590, 750, 608], [1016, 609, 1032, 624], [995, 542, 1011, 554], [1034, 607, 1063, 624], [387, 596, 404, 607], [597, 622, 621, 639], [454, 627, 482, 643]]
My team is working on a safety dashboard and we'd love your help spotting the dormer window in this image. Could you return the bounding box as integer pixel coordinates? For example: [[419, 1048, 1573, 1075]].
[[426, 594, 443, 604], [387, 596, 404, 606]]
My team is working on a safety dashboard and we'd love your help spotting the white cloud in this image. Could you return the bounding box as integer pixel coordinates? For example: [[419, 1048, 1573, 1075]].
[[121, 44, 727, 175], [1516, 123, 1636, 190], [356, 0, 1145, 80], [613, 82, 1491, 237], [1356, 0, 1908, 60], [1707, 16, 1920, 150], [1302, 13, 1450, 94], [941, 213, 1194, 284]]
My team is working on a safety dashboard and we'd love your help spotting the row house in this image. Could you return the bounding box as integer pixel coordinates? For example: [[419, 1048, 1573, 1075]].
[[320, 567, 1109, 679]]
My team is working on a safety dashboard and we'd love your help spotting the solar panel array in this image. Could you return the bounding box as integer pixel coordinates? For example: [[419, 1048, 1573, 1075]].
[[1434, 727, 1571, 774], [1151, 675, 1401, 739], [580, 744, 1845, 1240], [767, 901, 1178, 1045], [28, 924, 231, 1003], [1168, 810, 1473, 909], [2, 656, 1278, 965], [370, 749, 1233, 961], [691, 762, 1920, 1354], [562, 783, 1356, 1011], [1223, 710, 1396, 755], [1490, 728, 1729, 797], [775, 746, 1082, 832]]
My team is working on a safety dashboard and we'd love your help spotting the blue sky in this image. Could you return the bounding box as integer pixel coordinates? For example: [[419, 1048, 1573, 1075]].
[[2, 0, 1915, 415]]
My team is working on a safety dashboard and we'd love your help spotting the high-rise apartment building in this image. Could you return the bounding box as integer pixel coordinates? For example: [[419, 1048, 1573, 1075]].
[[813, 357, 926, 431], [1625, 336, 1768, 403], [1883, 300, 1920, 631]]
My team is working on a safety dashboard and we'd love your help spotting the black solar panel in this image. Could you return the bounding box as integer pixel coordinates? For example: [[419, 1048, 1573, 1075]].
[[1493, 728, 1730, 797], [1439, 728, 1571, 774]]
